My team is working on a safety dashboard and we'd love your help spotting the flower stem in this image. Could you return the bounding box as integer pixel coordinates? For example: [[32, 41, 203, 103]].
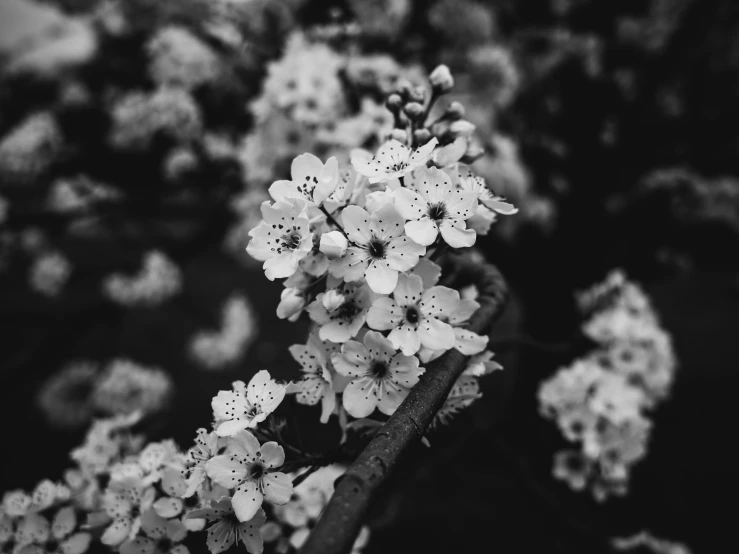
[[319, 205, 349, 240]]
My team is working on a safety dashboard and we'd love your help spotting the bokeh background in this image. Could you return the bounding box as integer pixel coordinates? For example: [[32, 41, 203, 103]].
[[1, 0, 738, 553]]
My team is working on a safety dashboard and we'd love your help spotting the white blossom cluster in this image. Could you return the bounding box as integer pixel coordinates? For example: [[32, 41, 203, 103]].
[[36, 359, 173, 429], [189, 295, 258, 370], [539, 270, 677, 501], [103, 251, 182, 307], [0, 112, 61, 183], [244, 64, 516, 427], [109, 88, 203, 150], [238, 31, 420, 188], [147, 25, 221, 90]]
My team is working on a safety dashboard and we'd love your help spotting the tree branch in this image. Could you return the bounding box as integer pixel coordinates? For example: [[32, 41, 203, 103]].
[[298, 257, 508, 554]]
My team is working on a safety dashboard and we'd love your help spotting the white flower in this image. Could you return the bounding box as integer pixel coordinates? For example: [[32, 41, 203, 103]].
[[246, 198, 313, 280], [366, 273, 460, 355], [187, 499, 265, 554], [307, 281, 373, 343], [269, 153, 340, 206], [329, 204, 425, 294], [205, 430, 292, 522], [101, 478, 156, 546], [211, 371, 286, 436], [331, 331, 423, 418], [418, 297, 488, 362], [182, 429, 221, 498], [288, 334, 337, 423], [3, 490, 31, 517], [319, 231, 349, 259], [394, 166, 478, 247], [351, 138, 438, 184]]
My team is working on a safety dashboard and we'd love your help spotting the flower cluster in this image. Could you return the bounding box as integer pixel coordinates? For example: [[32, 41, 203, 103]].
[[36, 360, 173, 429], [245, 65, 514, 427], [538, 271, 677, 501], [102, 251, 182, 307]]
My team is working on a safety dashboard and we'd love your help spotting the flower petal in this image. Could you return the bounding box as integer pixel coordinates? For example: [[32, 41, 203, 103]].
[[52, 506, 76, 540], [370, 204, 405, 241], [385, 235, 426, 271], [228, 429, 261, 462], [418, 318, 456, 351], [153, 497, 183, 519], [404, 218, 438, 247], [246, 370, 286, 415], [205, 455, 247, 489], [332, 342, 371, 378], [387, 324, 421, 356], [263, 253, 302, 281], [365, 261, 398, 295], [366, 297, 403, 330], [341, 206, 372, 245], [329, 247, 368, 282], [259, 442, 285, 469], [444, 190, 478, 221], [392, 273, 424, 308], [362, 330, 396, 361], [421, 286, 460, 318], [454, 328, 488, 355], [60, 533, 91, 554], [439, 220, 476, 248], [393, 187, 427, 221], [232, 481, 263, 523], [206, 520, 235, 554], [262, 472, 293, 505], [342, 377, 378, 418]]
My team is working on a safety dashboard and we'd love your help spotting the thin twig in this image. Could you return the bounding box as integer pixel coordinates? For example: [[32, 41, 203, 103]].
[[319, 205, 349, 240]]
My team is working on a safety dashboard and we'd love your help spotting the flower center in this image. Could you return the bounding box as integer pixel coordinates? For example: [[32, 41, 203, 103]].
[[281, 231, 302, 250], [367, 238, 386, 259], [332, 300, 360, 321], [248, 462, 265, 480], [405, 305, 421, 325], [428, 203, 447, 221], [371, 361, 389, 379]]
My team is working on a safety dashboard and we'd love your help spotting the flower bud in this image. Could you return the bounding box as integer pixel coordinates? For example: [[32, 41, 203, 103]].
[[389, 129, 408, 143], [449, 119, 476, 137], [409, 86, 427, 103], [319, 230, 348, 259], [403, 102, 425, 120], [386, 93, 403, 112], [445, 101, 465, 120], [321, 289, 346, 312], [276, 288, 305, 321], [429, 64, 454, 93], [413, 129, 432, 144]]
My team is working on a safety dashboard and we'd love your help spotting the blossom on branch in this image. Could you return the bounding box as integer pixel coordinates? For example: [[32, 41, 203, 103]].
[[211, 371, 286, 437]]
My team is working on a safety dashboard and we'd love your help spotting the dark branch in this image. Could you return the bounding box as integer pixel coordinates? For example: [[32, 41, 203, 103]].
[[298, 257, 508, 554]]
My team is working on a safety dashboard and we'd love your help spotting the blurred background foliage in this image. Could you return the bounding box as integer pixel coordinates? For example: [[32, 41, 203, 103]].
[[1, 0, 738, 553]]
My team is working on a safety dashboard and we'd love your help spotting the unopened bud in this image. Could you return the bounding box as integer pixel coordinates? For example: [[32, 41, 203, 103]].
[[429, 64, 454, 93], [321, 289, 346, 312], [403, 102, 425, 120], [445, 101, 465, 120], [409, 86, 427, 104], [386, 93, 403, 111], [277, 288, 305, 321], [389, 129, 408, 143], [319, 230, 348, 259], [413, 129, 432, 144], [449, 119, 476, 137]]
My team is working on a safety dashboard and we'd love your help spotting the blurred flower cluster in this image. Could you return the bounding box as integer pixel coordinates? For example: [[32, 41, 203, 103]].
[[539, 270, 677, 501]]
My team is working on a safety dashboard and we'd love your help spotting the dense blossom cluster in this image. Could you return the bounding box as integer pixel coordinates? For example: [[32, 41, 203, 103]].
[[539, 271, 677, 501], [242, 63, 514, 429], [103, 252, 182, 307]]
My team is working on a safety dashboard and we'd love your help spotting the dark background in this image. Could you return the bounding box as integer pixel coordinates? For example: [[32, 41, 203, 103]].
[[2, 1, 739, 553]]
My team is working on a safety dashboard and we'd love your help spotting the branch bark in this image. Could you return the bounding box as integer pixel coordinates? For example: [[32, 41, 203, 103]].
[[298, 257, 508, 554]]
